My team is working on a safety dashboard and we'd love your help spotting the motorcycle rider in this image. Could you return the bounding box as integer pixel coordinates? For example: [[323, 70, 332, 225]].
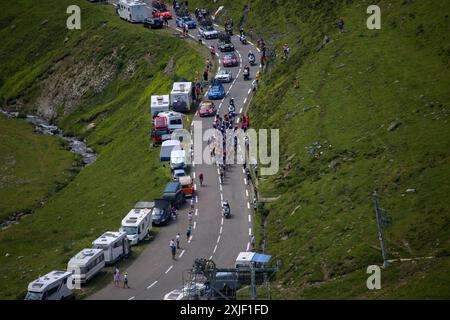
[[243, 65, 250, 80], [223, 200, 230, 216], [248, 51, 255, 64]]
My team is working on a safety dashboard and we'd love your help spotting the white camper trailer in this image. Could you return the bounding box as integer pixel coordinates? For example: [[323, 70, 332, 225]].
[[117, 0, 149, 23], [92, 231, 130, 264], [170, 82, 193, 113], [120, 208, 152, 245], [150, 95, 170, 117], [170, 149, 187, 170], [67, 249, 105, 284], [25, 271, 73, 300]]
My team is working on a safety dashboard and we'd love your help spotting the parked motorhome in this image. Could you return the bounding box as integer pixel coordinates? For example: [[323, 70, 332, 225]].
[[235, 252, 272, 268], [160, 140, 181, 161], [134, 201, 155, 210], [25, 271, 73, 300], [150, 95, 170, 117], [170, 82, 193, 112], [120, 208, 152, 245], [67, 249, 105, 284], [92, 231, 130, 264], [117, 0, 149, 23]]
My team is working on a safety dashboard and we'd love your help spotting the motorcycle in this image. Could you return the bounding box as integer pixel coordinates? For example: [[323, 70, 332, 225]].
[[248, 54, 256, 66], [225, 24, 233, 36], [222, 204, 231, 218], [240, 35, 247, 45], [243, 68, 250, 81]]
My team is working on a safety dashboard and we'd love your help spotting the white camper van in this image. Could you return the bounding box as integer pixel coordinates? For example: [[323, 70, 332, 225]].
[[235, 252, 272, 268], [92, 231, 130, 265], [150, 95, 170, 118], [117, 0, 149, 23], [25, 271, 73, 300], [160, 139, 181, 161], [170, 149, 187, 170], [170, 82, 193, 113], [67, 249, 105, 284], [120, 208, 152, 245], [158, 111, 184, 132]]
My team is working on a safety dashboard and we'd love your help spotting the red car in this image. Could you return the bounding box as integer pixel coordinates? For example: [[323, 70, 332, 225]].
[[222, 53, 239, 67], [199, 101, 217, 117], [152, 9, 173, 19]]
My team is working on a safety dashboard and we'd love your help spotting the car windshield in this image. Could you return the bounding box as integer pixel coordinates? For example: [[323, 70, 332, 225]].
[[25, 291, 43, 300], [183, 17, 192, 22], [121, 226, 137, 235], [205, 26, 214, 31], [153, 208, 164, 217], [201, 102, 214, 109], [225, 54, 235, 59], [175, 171, 185, 177], [212, 85, 222, 90]]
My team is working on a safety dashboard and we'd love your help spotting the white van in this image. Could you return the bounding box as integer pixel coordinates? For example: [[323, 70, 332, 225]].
[[67, 249, 105, 284], [92, 231, 131, 265], [158, 111, 184, 132], [170, 82, 193, 112], [160, 139, 181, 161], [25, 271, 73, 300], [120, 208, 152, 245], [117, 0, 149, 23], [170, 149, 186, 170], [150, 95, 170, 118]]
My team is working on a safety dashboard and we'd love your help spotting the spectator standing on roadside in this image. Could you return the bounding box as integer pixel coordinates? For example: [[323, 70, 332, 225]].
[[170, 239, 177, 259], [123, 272, 129, 288], [338, 18, 345, 33], [186, 225, 192, 241]]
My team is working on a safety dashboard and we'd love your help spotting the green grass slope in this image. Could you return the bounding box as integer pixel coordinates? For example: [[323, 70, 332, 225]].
[[190, 0, 450, 299], [0, 0, 206, 299], [0, 115, 78, 222]]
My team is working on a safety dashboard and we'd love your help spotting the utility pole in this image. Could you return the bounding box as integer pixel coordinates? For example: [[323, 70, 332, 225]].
[[372, 191, 389, 268], [250, 263, 257, 300]]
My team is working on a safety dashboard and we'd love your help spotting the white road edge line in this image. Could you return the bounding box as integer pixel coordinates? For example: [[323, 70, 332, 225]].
[[213, 245, 218, 253], [179, 249, 186, 258], [128, 296, 135, 300], [217, 235, 221, 243], [249, 228, 252, 236]]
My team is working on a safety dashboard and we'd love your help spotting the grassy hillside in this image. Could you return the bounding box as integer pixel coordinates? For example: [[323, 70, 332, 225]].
[[0, 0, 206, 299], [0, 115, 78, 222], [190, 0, 450, 299]]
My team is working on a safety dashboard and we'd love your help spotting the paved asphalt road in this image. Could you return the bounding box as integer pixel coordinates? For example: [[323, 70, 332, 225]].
[[89, 5, 260, 300]]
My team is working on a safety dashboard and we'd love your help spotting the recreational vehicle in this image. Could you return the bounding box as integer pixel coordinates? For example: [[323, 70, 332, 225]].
[[67, 249, 105, 284], [117, 0, 149, 23], [120, 208, 152, 245], [92, 231, 130, 264], [170, 82, 193, 112], [150, 95, 170, 117], [160, 140, 181, 161], [25, 271, 73, 300]]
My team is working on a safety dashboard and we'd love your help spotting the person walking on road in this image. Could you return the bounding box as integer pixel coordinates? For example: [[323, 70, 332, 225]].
[[170, 239, 177, 260], [199, 172, 204, 186], [186, 225, 192, 241], [123, 272, 129, 288], [114, 268, 121, 287], [176, 233, 181, 249]]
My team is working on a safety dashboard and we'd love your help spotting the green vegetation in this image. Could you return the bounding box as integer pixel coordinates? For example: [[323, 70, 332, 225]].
[[190, 0, 450, 298], [0, 0, 206, 299], [0, 115, 78, 222]]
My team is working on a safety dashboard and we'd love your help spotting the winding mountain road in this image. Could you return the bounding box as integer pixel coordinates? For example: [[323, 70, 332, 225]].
[[89, 6, 260, 300]]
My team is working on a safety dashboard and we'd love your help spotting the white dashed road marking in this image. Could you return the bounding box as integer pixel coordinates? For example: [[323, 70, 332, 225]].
[[195, 209, 198, 216], [193, 221, 197, 229], [248, 215, 251, 223], [147, 281, 158, 290], [128, 296, 135, 300], [165, 265, 173, 274], [217, 235, 221, 243], [179, 250, 185, 258], [249, 228, 252, 236], [247, 202, 251, 209], [213, 245, 218, 253]]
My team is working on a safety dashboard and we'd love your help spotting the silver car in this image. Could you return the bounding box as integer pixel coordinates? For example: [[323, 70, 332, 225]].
[[198, 25, 219, 39], [214, 69, 233, 83]]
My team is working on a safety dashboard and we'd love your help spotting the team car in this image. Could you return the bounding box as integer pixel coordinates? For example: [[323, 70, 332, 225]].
[[199, 101, 217, 117], [218, 32, 235, 52], [198, 24, 219, 39], [208, 82, 226, 100], [144, 18, 163, 29], [222, 53, 239, 67], [152, 2, 172, 19], [214, 69, 233, 83], [176, 16, 197, 29]]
